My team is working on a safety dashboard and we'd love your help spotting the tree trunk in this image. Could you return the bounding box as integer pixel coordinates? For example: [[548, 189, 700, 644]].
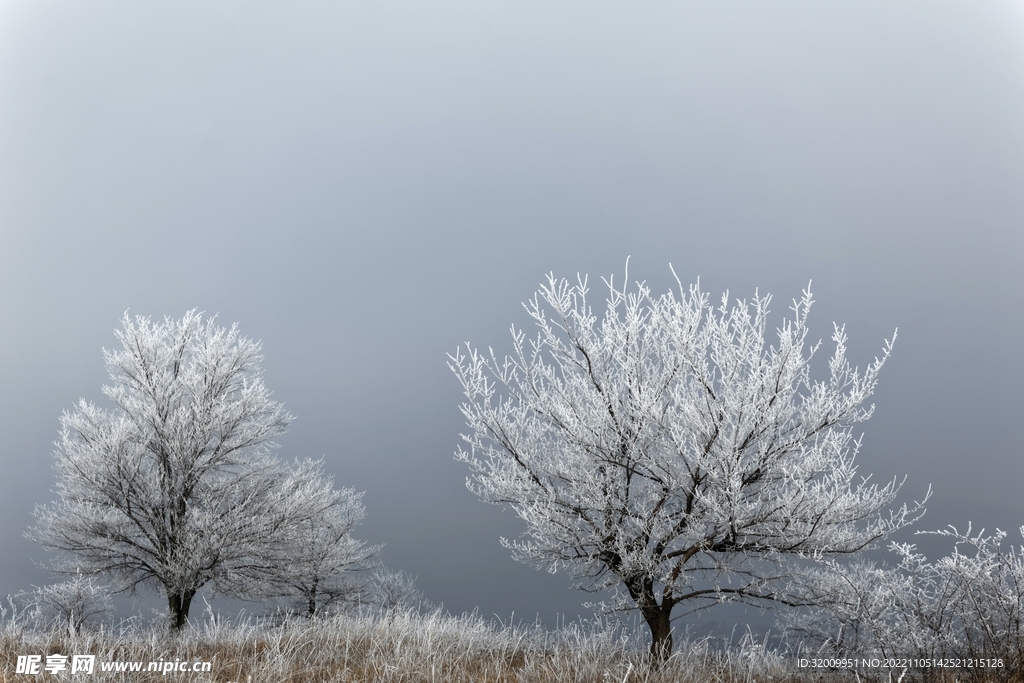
[[308, 578, 319, 618], [643, 604, 674, 664], [167, 589, 195, 631], [625, 575, 675, 664]]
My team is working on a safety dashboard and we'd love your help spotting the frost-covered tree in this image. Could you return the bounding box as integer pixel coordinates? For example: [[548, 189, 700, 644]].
[[367, 567, 432, 613], [30, 311, 358, 630], [29, 571, 112, 634], [259, 477, 381, 618], [788, 526, 1024, 672], [449, 269, 926, 661]]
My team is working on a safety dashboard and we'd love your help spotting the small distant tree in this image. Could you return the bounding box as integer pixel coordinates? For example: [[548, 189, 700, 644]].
[[449, 268, 926, 661], [788, 525, 1024, 674], [30, 571, 112, 634], [367, 567, 431, 613], [259, 473, 381, 618], [30, 311, 360, 630]]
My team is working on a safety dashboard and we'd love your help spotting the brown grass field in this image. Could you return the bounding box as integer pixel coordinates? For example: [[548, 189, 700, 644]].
[[0, 608, 1014, 683]]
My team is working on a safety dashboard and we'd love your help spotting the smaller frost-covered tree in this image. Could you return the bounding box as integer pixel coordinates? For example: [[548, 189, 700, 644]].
[[30, 311, 359, 630], [450, 268, 926, 661], [788, 525, 1024, 673], [30, 572, 112, 634], [367, 567, 432, 613], [258, 472, 381, 618]]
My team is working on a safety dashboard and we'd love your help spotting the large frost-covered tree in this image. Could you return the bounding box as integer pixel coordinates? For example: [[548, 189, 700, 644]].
[[449, 269, 926, 660], [30, 311, 370, 630]]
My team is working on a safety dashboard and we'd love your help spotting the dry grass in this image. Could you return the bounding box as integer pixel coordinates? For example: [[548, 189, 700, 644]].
[[0, 606, 1010, 683]]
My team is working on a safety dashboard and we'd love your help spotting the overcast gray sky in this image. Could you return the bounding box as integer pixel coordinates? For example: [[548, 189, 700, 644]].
[[1, 1, 1022, 633]]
